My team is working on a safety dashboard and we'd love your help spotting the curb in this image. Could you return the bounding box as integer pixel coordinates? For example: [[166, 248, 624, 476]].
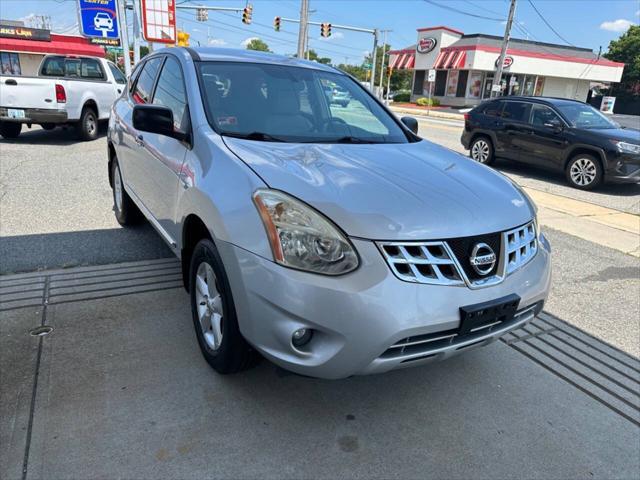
[[389, 106, 464, 122]]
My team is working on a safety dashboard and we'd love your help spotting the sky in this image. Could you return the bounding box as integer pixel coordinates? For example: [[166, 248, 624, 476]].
[[1, 0, 639, 64]]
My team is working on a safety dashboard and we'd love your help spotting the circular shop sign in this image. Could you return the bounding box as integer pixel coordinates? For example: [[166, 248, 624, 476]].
[[495, 56, 514, 68], [417, 37, 437, 54]]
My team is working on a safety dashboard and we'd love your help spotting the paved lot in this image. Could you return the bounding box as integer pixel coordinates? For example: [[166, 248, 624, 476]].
[[1, 262, 639, 479], [1, 123, 639, 479]]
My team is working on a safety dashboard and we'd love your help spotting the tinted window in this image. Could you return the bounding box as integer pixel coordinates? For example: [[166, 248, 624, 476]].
[[530, 104, 563, 128], [556, 103, 616, 129], [108, 62, 127, 84], [80, 58, 104, 79], [198, 62, 409, 144], [40, 56, 68, 76], [482, 101, 504, 117], [132, 57, 163, 104], [501, 101, 531, 122], [152, 57, 189, 132]]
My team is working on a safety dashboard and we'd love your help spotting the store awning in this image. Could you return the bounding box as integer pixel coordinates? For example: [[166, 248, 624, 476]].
[[389, 51, 415, 70], [434, 49, 466, 69], [0, 34, 105, 57]]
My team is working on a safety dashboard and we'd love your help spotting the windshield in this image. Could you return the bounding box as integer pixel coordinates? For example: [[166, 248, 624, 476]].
[[198, 62, 410, 144], [556, 103, 617, 129]]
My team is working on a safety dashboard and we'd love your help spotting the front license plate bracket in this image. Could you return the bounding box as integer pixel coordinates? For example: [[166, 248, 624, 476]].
[[458, 294, 520, 336]]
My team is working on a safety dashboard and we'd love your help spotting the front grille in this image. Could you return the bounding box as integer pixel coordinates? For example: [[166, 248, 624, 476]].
[[446, 232, 501, 281], [378, 220, 538, 288]]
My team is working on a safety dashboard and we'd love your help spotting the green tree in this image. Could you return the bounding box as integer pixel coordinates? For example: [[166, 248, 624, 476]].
[[305, 49, 331, 64], [603, 25, 640, 95], [245, 38, 271, 52], [336, 64, 366, 81]]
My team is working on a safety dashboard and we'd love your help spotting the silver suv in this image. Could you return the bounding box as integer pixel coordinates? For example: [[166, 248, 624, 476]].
[[107, 48, 551, 379]]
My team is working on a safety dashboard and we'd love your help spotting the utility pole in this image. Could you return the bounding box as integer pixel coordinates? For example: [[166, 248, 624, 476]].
[[132, 0, 142, 64], [378, 29, 391, 98], [491, 0, 517, 97], [297, 0, 309, 58], [116, 0, 132, 77], [370, 29, 378, 95]]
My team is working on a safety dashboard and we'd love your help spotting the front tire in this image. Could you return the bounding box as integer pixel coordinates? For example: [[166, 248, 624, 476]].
[[189, 239, 257, 374], [0, 122, 21, 139], [565, 154, 603, 190], [469, 136, 494, 165], [111, 159, 141, 225], [77, 107, 98, 141]]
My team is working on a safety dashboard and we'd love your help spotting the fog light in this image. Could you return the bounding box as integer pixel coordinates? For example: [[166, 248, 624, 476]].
[[292, 328, 313, 347]]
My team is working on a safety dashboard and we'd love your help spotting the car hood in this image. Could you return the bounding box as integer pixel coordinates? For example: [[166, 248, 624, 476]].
[[223, 138, 535, 240], [584, 127, 640, 143]]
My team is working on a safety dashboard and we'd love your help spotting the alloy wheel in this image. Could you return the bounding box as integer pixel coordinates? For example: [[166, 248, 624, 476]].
[[570, 158, 597, 186], [195, 262, 224, 351], [471, 140, 490, 163], [86, 113, 96, 136]]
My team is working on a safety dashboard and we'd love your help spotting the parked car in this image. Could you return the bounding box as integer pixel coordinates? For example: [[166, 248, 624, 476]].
[[331, 86, 350, 107], [108, 48, 551, 379], [461, 97, 640, 190], [0, 54, 127, 140]]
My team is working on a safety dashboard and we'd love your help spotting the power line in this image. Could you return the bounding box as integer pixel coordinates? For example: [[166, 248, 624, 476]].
[[422, 0, 505, 22], [527, 0, 576, 47]]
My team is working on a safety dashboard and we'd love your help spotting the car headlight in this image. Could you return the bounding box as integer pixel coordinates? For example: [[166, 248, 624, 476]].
[[253, 189, 359, 275], [614, 141, 640, 155]]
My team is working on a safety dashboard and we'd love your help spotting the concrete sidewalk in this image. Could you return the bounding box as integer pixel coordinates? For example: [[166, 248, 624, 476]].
[[1, 259, 639, 479], [390, 104, 464, 121]]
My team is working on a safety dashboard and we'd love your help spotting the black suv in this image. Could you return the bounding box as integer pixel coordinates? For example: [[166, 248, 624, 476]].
[[461, 97, 640, 189]]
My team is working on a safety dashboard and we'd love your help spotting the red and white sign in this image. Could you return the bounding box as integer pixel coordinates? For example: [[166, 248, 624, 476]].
[[141, 0, 176, 44], [495, 55, 514, 68], [417, 37, 437, 54]]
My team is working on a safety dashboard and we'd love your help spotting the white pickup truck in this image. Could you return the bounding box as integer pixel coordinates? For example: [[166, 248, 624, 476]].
[[0, 54, 127, 141]]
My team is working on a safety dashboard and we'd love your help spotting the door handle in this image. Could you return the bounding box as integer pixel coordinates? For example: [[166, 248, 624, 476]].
[[117, 88, 122, 94], [5, 79, 17, 86], [135, 134, 145, 147]]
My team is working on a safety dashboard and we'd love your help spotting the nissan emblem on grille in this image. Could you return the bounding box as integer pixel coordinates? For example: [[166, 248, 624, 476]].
[[469, 243, 496, 275]]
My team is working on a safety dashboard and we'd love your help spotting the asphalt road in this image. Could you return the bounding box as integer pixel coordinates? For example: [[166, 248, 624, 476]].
[[1, 124, 638, 356]]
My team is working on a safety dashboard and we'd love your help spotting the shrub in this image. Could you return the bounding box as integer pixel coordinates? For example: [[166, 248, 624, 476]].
[[392, 92, 410, 103], [415, 97, 440, 107]]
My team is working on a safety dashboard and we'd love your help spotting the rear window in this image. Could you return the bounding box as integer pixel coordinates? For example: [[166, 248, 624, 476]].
[[40, 56, 105, 80]]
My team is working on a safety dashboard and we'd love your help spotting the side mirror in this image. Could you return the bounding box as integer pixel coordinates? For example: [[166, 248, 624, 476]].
[[401, 116, 419, 135], [544, 122, 563, 133], [132, 105, 188, 142]]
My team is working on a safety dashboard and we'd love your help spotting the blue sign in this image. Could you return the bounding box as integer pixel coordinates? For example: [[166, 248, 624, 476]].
[[78, 0, 119, 39]]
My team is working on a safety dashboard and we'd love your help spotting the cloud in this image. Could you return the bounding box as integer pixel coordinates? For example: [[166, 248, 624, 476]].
[[637, 10, 639, 17], [318, 31, 345, 42], [241, 37, 260, 47], [208, 38, 227, 46], [599, 19, 634, 32]]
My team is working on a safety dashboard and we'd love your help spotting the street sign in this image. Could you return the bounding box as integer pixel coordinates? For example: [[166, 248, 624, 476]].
[[77, 0, 119, 39], [141, 0, 177, 44], [363, 63, 372, 70], [427, 69, 436, 82]]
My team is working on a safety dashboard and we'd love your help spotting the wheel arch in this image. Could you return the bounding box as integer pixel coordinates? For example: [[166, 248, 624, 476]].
[[564, 146, 606, 171], [181, 214, 214, 292], [470, 131, 496, 149], [107, 141, 116, 188]]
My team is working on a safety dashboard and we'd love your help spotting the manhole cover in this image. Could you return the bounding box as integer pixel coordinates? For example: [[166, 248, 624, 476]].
[[29, 326, 53, 337]]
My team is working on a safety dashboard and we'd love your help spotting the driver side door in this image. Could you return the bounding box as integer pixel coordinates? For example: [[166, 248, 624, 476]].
[[519, 104, 570, 169]]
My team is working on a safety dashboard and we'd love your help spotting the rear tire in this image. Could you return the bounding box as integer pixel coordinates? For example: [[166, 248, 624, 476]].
[[469, 136, 494, 165], [0, 122, 21, 139], [111, 159, 141, 226], [565, 154, 603, 190], [77, 107, 98, 141], [189, 239, 257, 374]]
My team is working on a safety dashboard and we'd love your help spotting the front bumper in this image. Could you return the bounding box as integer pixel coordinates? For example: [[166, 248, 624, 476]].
[[605, 151, 640, 184], [218, 235, 551, 379], [0, 107, 67, 124]]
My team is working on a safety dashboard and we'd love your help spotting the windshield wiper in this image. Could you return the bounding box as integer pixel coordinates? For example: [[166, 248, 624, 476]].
[[323, 136, 378, 144], [222, 131, 286, 142]]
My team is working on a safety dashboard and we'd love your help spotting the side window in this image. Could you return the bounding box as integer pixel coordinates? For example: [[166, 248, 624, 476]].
[[40, 56, 66, 76], [132, 57, 163, 104], [501, 101, 531, 122], [530, 104, 563, 128], [80, 58, 105, 80], [108, 62, 127, 84], [483, 101, 504, 117], [152, 57, 189, 132]]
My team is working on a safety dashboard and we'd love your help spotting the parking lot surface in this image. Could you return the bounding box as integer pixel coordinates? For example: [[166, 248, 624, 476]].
[[1, 259, 639, 479]]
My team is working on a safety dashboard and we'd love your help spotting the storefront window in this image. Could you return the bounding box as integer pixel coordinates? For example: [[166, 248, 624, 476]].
[[1, 52, 21, 75], [534, 77, 545, 96], [413, 70, 425, 95], [509, 75, 522, 96], [467, 72, 483, 98], [523, 75, 536, 96], [446, 70, 459, 97], [482, 76, 493, 99]]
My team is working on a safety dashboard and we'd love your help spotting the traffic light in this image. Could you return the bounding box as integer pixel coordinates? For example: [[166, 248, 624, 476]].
[[320, 23, 332, 38], [242, 4, 253, 24], [274, 16, 281, 31], [177, 30, 190, 47]]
